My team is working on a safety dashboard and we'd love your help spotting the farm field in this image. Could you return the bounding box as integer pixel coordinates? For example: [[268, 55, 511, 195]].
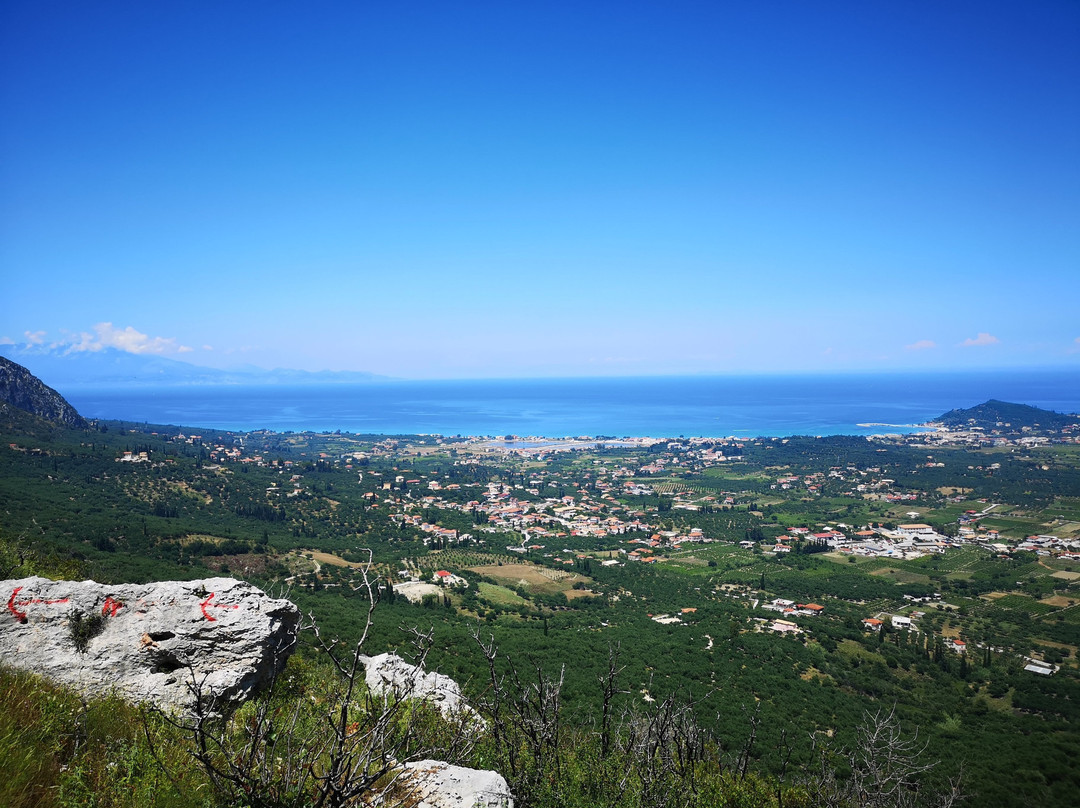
[[469, 563, 590, 597]]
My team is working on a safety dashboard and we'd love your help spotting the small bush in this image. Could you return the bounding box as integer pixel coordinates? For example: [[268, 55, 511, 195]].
[[68, 610, 107, 653]]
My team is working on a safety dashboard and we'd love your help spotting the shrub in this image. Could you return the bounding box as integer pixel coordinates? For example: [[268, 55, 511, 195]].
[[68, 609, 107, 653]]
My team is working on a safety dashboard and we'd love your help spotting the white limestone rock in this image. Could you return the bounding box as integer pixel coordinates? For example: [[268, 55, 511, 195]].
[[360, 652, 481, 726], [396, 760, 514, 808], [0, 575, 299, 712]]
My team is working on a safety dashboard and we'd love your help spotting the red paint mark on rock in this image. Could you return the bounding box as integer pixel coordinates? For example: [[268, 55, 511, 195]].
[[7, 587, 26, 622], [200, 592, 239, 621], [101, 597, 124, 617], [6, 586, 70, 623]]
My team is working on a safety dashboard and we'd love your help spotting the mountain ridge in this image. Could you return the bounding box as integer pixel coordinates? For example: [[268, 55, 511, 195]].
[[0, 346, 390, 387], [0, 356, 89, 429]]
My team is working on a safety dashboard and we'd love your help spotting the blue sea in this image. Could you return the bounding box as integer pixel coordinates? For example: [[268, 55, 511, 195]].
[[61, 370, 1080, 438]]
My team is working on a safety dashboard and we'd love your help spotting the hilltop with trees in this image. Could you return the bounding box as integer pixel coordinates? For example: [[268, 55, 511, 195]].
[[934, 399, 1080, 434]]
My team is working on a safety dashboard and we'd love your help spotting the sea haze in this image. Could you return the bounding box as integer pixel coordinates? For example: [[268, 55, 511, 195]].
[[59, 369, 1080, 438]]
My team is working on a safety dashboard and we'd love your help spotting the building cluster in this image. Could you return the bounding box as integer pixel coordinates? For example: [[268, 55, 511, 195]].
[[907, 425, 1080, 448], [754, 600, 825, 636], [1015, 535, 1080, 558], [761, 598, 825, 617], [765, 523, 955, 560], [767, 517, 1080, 562], [620, 528, 719, 561]]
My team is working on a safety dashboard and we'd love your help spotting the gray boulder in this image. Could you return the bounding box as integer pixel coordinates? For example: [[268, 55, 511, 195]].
[[361, 652, 481, 725], [0, 575, 299, 712], [396, 760, 513, 808]]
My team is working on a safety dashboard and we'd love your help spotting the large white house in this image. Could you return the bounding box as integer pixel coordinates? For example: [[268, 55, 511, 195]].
[[896, 523, 935, 538]]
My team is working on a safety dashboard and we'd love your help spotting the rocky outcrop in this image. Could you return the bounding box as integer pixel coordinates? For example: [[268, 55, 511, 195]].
[[363, 657, 506, 805], [396, 760, 514, 808], [0, 356, 89, 429], [361, 652, 480, 725], [0, 576, 299, 712]]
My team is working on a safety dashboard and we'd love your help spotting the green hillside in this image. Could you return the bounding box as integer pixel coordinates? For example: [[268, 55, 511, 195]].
[[936, 399, 1080, 433], [2, 410, 1080, 807]]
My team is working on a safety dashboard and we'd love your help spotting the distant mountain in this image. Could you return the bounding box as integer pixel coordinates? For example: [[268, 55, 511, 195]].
[[0, 347, 389, 387], [0, 356, 89, 429], [935, 399, 1080, 434]]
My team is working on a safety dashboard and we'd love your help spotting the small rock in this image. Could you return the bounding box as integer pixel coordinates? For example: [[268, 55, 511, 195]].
[[361, 652, 481, 725], [396, 759, 513, 808]]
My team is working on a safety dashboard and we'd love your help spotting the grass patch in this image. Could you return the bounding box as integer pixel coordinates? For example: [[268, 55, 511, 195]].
[[476, 581, 529, 606], [800, 666, 833, 683], [1039, 595, 1076, 608], [0, 665, 205, 808], [1049, 521, 1080, 538], [1050, 570, 1080, 581], [992, 594, 1055, 615], [978, 515, 1045, 535], [667, 555, 711, 567], [868, 567, 932, 585], [836, 639, 886, 666], [834, 556, 896, 572], [907, 546, 988, 574], [565, 588, 598, 600], [307, 549, 365, 568]]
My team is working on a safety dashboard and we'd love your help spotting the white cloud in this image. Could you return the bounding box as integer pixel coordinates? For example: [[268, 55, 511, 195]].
[[202, 344, 215, 351], [24, 330, 47, 345], [959, 332, 1000, 347], [0, 336, 14, 345], [65, 323, 193, 356], [905, 339, 936, 351]]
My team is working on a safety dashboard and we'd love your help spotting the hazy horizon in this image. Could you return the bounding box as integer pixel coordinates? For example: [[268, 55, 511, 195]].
[[7, 343, 1080, 387]]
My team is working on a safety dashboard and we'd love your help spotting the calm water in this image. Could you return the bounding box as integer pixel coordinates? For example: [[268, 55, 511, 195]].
[[62, 370, 1080, 438]]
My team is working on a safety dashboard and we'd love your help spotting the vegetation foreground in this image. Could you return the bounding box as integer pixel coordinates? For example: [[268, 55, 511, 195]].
[[0, 611, 960, 808], [2, 400, 1079, 806]]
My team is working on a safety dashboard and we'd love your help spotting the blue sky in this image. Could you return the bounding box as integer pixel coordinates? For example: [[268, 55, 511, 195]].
[[2, 1, 1078, 379]]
